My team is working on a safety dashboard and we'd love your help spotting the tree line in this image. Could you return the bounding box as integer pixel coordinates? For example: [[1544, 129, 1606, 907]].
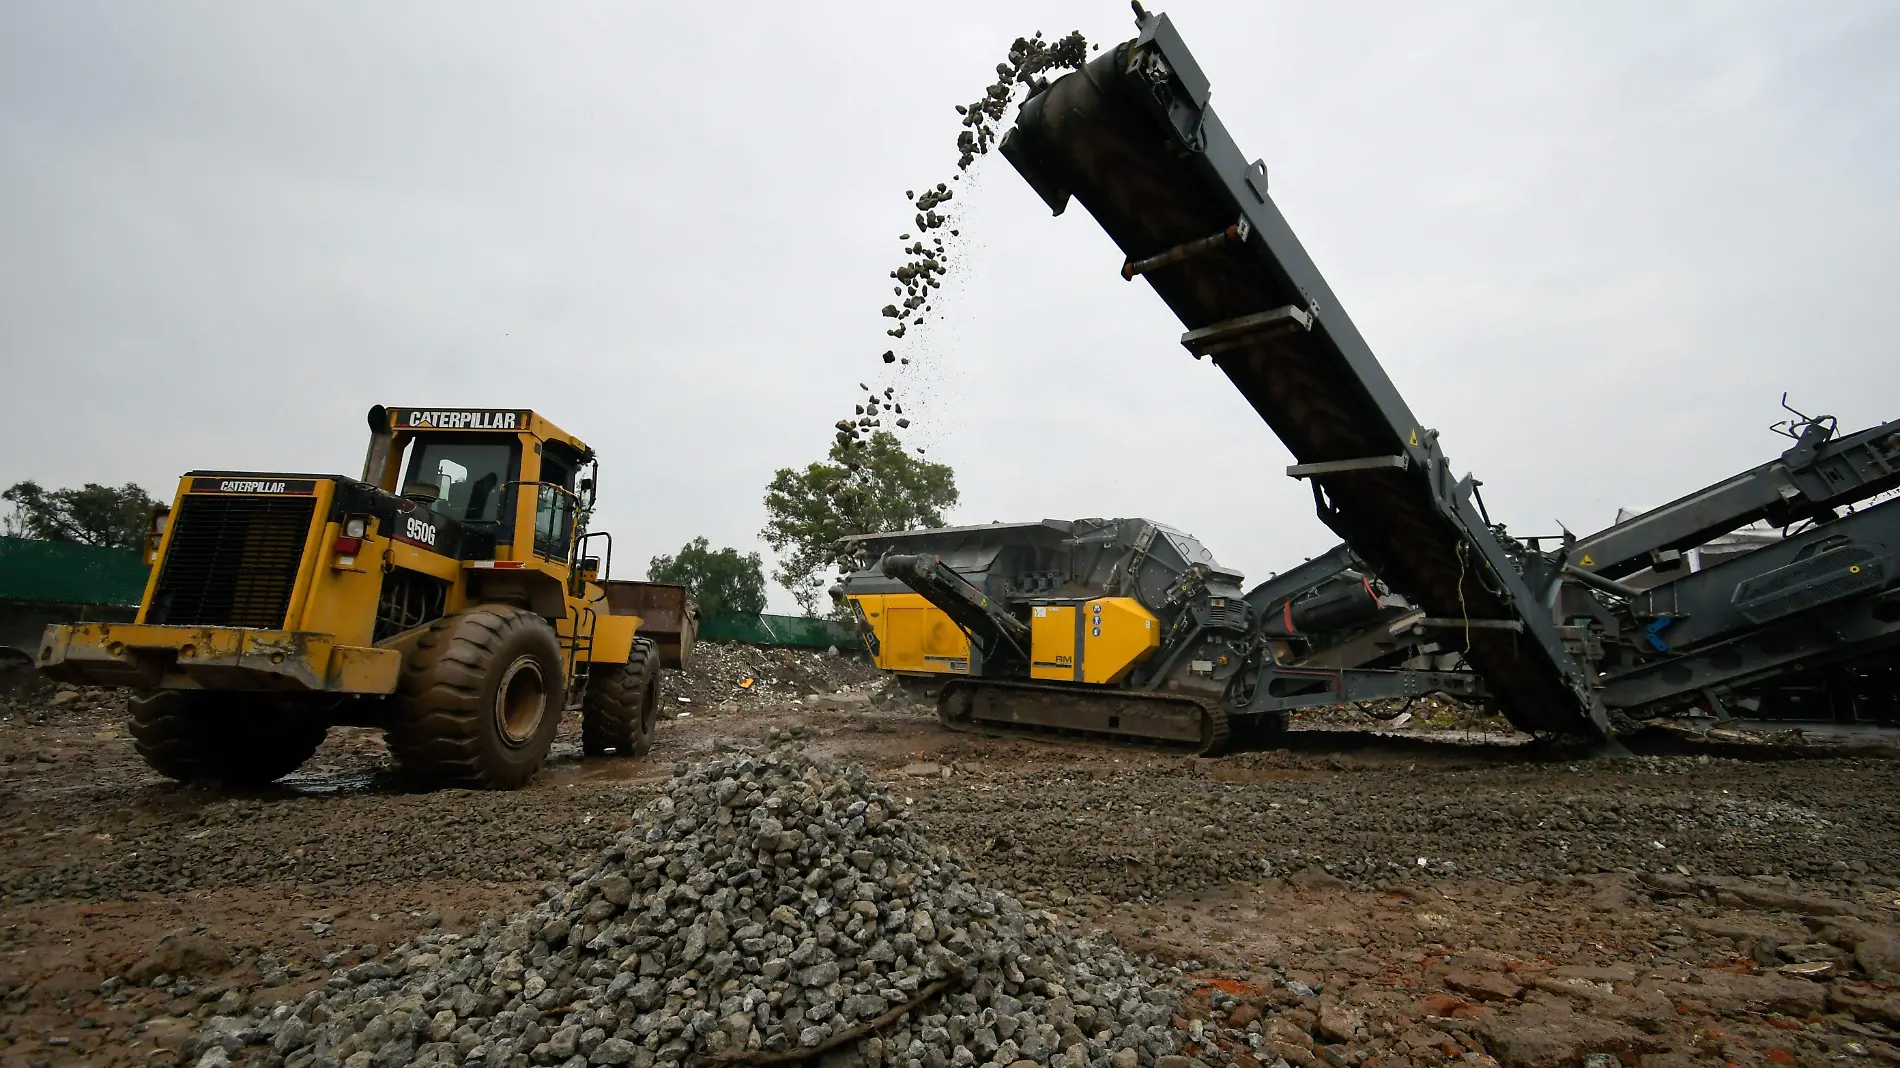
[[2, 481, 158, 551], [4, 430, 958, 620]]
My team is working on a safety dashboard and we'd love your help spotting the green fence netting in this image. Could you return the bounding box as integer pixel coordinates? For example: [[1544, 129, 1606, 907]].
[[0, 537, 149, 606], [697, 613, 861, 650], [0, 536, 867, 652]]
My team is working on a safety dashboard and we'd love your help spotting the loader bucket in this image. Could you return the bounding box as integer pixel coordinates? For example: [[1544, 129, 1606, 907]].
[[602, 581, 698, 670]]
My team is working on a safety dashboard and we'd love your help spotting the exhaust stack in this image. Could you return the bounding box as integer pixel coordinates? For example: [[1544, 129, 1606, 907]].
[[361, 405, 393, 486]]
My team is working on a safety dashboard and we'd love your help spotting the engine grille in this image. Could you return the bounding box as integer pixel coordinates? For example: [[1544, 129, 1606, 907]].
[[150, 494, 316, 628]]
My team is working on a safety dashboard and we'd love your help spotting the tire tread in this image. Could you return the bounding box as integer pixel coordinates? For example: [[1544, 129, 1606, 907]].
[[385, 604, 564, 790], [582, 639, 659, 757]]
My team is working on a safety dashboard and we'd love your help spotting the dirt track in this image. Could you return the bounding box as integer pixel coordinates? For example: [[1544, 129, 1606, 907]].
[[5, 649, 1900, 1068]]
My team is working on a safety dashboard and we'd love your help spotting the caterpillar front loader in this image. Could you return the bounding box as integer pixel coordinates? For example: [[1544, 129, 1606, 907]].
[[36, 405, 696, 790]]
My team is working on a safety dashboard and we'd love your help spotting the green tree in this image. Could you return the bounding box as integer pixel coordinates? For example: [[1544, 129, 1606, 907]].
[[1, 480, 158, 550], [762, 431, 957, 615], [648, 537, 768, 621]]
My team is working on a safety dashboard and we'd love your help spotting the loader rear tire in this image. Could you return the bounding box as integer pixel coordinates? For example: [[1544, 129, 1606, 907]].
[[582, 638, 660, 757], [128, 691, 327, 786], [386, 605, 564, 790]]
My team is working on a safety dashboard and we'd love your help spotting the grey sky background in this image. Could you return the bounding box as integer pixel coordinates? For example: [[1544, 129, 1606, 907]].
[[3, 1, 1895, 612]]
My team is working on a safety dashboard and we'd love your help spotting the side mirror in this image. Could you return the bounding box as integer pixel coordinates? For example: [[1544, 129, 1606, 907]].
[[579, 477, 596, 507]]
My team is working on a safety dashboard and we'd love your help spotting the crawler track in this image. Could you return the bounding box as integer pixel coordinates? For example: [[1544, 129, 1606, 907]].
[[936, 678, 1288, 755]]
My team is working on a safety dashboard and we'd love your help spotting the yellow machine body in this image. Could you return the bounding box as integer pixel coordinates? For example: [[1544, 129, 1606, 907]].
[[1030, 605, 1077, 680], [850, 592, 970, 676], [1028, 597, 1160, 684], [847, 589, 1160, 687]]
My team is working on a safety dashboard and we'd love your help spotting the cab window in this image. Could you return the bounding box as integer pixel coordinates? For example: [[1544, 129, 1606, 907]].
[[532, 442, 584, 560], [401, 436, 519, 526], [533, 484, 575, 560]]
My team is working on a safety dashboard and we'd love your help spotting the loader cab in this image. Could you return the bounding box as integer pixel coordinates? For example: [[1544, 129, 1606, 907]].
[[374, 406, 594, 568]]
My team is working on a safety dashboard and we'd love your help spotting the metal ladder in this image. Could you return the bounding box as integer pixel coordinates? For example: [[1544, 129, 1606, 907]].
[[562, 604, 597, 713]]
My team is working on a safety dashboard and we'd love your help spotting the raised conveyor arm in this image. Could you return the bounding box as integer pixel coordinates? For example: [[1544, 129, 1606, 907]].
[[1000, 8, 1606, 736], [1571, 416, 1900, 580]]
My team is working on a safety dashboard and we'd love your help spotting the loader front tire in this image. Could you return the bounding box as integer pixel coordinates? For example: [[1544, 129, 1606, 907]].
[[583, 638, 660, 757], [128, 691, 327, 786], [387, 605, 564, 790]]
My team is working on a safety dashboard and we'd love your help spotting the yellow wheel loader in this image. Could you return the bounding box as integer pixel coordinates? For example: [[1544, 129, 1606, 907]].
[[36, 405, 696, 789]]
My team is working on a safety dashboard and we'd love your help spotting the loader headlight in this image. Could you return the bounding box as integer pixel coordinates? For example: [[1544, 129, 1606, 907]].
[[151, 509, 170, 535], [332, 515, 370, 567]]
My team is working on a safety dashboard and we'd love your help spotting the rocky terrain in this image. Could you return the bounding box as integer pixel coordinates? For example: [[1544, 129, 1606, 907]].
[[4, 647, 1900, 1068]]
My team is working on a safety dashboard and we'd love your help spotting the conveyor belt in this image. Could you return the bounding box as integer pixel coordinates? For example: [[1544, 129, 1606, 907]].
[[1000, 8, 1607, 737], [1570, 415, 1900, 581]]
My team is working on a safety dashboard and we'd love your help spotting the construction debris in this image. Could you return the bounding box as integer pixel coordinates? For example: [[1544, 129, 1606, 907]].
[[670, 642, 883, 712]]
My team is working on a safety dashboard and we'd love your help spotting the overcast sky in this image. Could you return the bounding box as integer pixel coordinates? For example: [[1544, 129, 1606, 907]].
[[3, 1, 1895, 612]]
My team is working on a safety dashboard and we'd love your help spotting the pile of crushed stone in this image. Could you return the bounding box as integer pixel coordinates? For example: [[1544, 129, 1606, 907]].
[[222, 749, 1191, 1068]]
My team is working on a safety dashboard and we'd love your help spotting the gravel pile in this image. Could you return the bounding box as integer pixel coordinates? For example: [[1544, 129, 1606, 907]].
[[235, 749, 1189, 1068]]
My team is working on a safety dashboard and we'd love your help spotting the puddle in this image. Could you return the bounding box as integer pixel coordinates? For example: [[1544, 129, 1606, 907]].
[[280, 769, 398, 796]]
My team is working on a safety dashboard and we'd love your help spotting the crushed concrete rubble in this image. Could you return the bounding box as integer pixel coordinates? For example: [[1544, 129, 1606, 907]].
[[218, 749, 1192, 1068], [670, 642, 885, 715]]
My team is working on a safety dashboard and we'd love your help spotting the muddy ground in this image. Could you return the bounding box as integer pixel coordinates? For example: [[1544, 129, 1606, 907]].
[[4, 647, 1900, 1068]]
